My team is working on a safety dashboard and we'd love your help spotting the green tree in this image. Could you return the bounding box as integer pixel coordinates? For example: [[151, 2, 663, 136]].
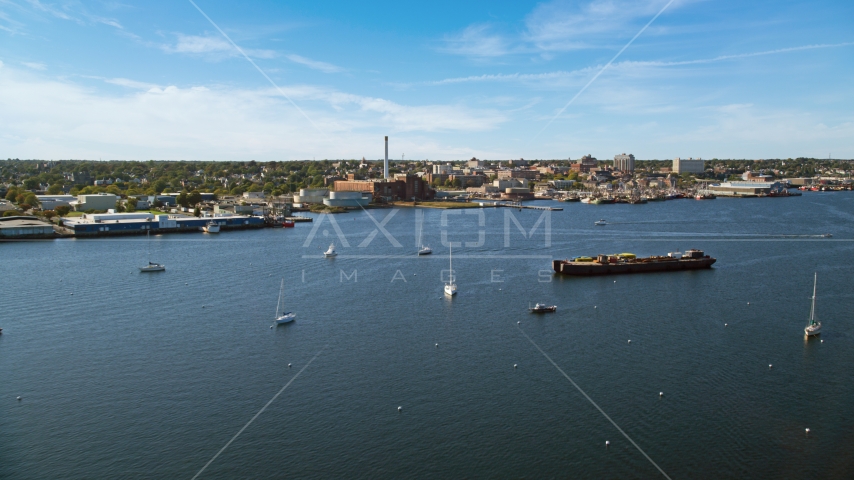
[[187, 190, 202, 206], [114, 200, 125, 213], [126, 197, 138, 212], [193, 205, 201, 217], [55, 205, 71, 216], [47, 184, 64, 194], [176, 192, 189, 208], [5, 187, 19, 202], [23, 178, 39, 190]]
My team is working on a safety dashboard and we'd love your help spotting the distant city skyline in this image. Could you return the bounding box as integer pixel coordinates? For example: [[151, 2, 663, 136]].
[[0, 0, 852, 161]]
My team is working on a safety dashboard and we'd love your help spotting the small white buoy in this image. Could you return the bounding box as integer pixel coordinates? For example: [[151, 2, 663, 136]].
[[659, 392, 663, 397], [628, 340, 631, 344], [70, 293, 73, 295], [435, 343, 438, 348], [288, 363, 292, 368], [185, 283, 188, 285], [805, 428, 810, 435], [270, 326, 273, 329], [613, 280, 616, 283], [517, 321, 520, 325], [413, 274, 417, 276], [499, 288, 502, 291], [747, 302, 750, 305], [605, 440, 610, 447], [514, 364, 517, 369], [820, 339, 824, 343], [17, 396, 21, 401], [594, 305, 597, 309], [724, 323, 728, 327], [769, 364, 772, 369], [398, 406, 402, 412]]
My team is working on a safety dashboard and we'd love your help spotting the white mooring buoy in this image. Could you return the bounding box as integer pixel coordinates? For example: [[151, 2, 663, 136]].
[[769, 364, 772, 369], [659, 392, 663, 397], [605, 440, 610, 447], [435, 343, 439, 348], [270, 326, 273, 329], [17, 396, 22, 401], [724, 323, 728, 327], [820, 340, 824, 343], [613, 280, 616, 283], [517, 321, 520, 325], [514, 364, 518, 369], [747, 302, 750, 305], [398, 406, 402, 412], [288, 363, 292, 368], [628, 340, 631, 344], [805, 428, 810, 435]]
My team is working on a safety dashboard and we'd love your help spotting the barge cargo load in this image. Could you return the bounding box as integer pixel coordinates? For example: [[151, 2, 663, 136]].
[[553, 249, 715, 276]]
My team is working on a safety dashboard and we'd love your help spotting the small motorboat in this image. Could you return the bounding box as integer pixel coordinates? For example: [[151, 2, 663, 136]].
[[530, 303, 557, 313], [202, 220, 220, 233], [282, 220, 295, 228], [821, 233, 832, 238], [594, 219, 607, 226], [139, 261, 165, 272], [324, 242, 337, 257]]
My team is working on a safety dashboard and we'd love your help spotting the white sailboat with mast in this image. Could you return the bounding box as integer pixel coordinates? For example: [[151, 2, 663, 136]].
[[804, 273, 821, 336], [417, 214, 431, 255], [444, 244, 457, 296], [274, 278, 295, 325], [139, 230, 165, 272]]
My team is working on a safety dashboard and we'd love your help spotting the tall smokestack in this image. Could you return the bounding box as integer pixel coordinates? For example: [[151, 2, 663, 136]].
[[384, 136, 389, 179]]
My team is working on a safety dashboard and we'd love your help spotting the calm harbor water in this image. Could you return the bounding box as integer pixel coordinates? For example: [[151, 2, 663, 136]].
[[2, 193, 853, 478]]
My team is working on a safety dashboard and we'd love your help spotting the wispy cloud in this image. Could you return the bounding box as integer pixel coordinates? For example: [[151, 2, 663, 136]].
[[21, 0, 123, 28], [285, 54, 343, 73], [440, 24, 513, 58], [161, 34, 277, 59], [523, 0, 675, 52], [440, 0, 680, 58], [425, 42, 854, 86], [0, 65, 507, 160], [22, 61, 46, 70]]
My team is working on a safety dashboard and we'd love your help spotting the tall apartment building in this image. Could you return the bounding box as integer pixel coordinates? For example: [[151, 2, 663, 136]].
[[614, 153, 635, 172]]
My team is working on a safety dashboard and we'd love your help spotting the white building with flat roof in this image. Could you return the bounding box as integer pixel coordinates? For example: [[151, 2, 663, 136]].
[[35, 195, 76, 210], [673, 157, 705, 174], [72, 193, 118, 212]]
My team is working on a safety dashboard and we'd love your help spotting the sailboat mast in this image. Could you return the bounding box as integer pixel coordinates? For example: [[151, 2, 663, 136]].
[[809, 273, 817, 323], [276, 279, 283, 317]]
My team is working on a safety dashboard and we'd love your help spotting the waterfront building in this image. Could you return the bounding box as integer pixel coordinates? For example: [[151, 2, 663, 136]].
[[673, 157, 705, 174], [708, 181, 787, 196], [614, 153, 635, 172], [334, 175, 433, 201], [0, 216, 55, 238], [61, 212, 263, 236], [323, 191, 371, 208], [293, 188, 329, 204]]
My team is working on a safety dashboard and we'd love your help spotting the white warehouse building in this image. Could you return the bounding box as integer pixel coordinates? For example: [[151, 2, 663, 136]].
[[72, 193, 118, 212], [673, 157, 705, 174]]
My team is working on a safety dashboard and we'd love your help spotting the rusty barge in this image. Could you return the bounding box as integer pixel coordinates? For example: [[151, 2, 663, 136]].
[[553, 249, 716, 276]]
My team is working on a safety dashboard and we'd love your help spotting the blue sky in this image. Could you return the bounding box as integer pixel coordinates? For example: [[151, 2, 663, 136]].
[[1, 0, 852, 161]]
